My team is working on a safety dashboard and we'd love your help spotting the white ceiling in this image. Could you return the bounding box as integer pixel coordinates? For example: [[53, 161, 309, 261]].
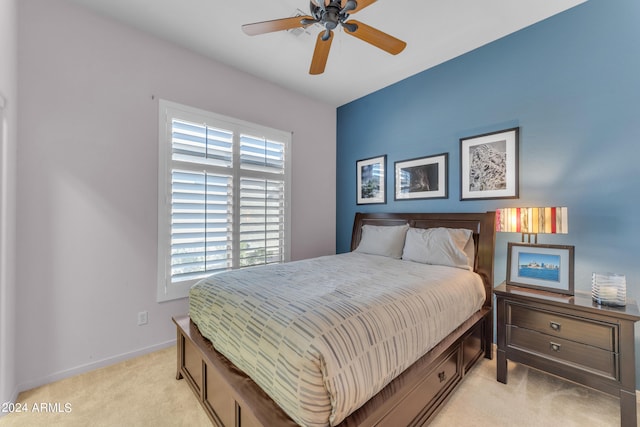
[[67, 0, 587, 107]]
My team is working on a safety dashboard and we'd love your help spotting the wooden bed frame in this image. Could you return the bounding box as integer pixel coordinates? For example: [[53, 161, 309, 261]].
[[173, 211, 496, 426]]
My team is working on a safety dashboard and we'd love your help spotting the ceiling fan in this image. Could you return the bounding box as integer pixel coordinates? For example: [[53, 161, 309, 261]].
[[241, 0, 406, 75]]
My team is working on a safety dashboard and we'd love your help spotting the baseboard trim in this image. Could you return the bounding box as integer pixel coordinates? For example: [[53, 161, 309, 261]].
[[14, 339, 176, 396]]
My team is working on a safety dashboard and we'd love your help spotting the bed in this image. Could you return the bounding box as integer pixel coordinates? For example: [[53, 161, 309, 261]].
[[173, 211, 496, 426]]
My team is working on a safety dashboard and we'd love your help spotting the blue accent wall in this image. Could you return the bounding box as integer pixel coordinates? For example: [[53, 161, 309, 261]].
[[337, 0, 640, 382]]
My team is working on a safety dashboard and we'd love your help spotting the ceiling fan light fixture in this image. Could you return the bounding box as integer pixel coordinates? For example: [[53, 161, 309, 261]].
[[341, 21, 357, 33], [342, 0, 357, 13]]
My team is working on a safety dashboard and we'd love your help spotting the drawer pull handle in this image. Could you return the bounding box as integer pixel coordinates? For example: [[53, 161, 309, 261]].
[[438, 371, 447, 383], [550, 342, 561, 352], [549, 321, 561, 331]]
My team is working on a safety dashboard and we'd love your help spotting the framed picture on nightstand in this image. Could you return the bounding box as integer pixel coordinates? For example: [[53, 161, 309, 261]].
[[506, 242, 575, 295]]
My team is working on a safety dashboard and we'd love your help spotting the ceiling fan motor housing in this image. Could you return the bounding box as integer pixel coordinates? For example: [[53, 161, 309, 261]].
[[310, 0, 355, 31], [324, 10, 339, 29]]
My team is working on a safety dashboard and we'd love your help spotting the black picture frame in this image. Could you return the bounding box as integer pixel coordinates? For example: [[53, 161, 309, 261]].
[[356, 155, 386, 205], [506, 242, 575, 295], [394, 153, 448, 200], [460, 127, 519, 200]]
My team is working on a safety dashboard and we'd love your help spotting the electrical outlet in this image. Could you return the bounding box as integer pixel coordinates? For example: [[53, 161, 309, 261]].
[[137, 311, 148, 326]]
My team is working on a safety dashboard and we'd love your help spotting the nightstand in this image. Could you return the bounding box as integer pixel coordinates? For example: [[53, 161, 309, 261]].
[[494, 282, 640, 427]]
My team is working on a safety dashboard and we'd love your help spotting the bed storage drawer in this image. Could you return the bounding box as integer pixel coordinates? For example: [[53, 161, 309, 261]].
[[378, 345, 462, 427], [415, 345, 461, 407]]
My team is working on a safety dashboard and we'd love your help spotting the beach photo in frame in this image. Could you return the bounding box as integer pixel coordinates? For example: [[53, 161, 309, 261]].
[[356, 155, 386, 205], [506, 242, 575, 295], [394, 153, 448, 200], [460, 127, 519, 200]]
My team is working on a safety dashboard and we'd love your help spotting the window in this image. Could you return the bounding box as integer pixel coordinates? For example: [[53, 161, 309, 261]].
[[157, 100, 291, 301]]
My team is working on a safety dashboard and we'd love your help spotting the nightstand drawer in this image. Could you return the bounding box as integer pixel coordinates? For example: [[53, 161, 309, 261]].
[[509, 303, 615, 351], [507, 325, 617, 379]]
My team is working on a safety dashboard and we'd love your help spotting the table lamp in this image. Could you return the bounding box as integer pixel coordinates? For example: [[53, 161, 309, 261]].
[[496, 207, 568, 244]]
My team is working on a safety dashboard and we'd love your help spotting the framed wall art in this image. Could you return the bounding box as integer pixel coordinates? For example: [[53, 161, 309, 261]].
[[506, 242, 575, 295], [460, 127, 519, 200], [356, 155, 386, 205], [394, 153, 448, 200]]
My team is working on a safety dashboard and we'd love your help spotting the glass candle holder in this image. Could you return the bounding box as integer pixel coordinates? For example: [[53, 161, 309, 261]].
[[592, 272, 626, 307]]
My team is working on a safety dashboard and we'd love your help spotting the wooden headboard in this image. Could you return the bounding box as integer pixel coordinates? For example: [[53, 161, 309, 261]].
[[350, 211, 496, 308]]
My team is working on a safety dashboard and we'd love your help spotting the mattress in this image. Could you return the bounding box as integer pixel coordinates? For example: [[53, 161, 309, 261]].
[[189, 252, 485, 427]]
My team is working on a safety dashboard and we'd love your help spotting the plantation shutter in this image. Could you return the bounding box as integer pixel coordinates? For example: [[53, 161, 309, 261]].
[[239, 134, 286, 267], [158, 100, 291, 302], [170, 170, 233, 282]]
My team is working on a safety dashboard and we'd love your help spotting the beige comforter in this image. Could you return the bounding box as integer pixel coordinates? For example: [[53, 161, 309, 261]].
[[189, 252, 485, 426]]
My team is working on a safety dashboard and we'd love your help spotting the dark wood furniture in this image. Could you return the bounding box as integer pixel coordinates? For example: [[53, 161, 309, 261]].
[[174, 211, 496, 427], [495, 282, 640, 427]]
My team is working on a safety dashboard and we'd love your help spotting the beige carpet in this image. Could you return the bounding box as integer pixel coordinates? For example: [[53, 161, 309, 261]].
[[0, 346, 636, 426], [0, 347, 210, 427]]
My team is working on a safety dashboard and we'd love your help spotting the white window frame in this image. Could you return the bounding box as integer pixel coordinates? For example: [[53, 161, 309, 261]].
[[157, 100, 291, 302]]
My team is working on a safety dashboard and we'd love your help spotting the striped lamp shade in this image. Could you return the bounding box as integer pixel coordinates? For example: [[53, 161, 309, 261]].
[[496, 207, 568, 236]]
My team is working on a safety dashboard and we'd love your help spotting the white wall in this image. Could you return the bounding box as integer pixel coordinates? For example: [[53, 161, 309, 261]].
[[15, 0, 336, 391], [0, 0, 18, 410]]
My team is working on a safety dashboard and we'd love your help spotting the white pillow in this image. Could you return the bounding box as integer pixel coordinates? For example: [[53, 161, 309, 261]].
[[402, 227, 474, 270], [463, 234, 476, 269], [354, 224, 409, 259]]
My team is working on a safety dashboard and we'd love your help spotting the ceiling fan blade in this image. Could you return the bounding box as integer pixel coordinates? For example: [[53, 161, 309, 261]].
[[242, 16, 313, 36], [348, 0, 377, 14], [343, 20, 406, 55], [309, 30, 333, 75]]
